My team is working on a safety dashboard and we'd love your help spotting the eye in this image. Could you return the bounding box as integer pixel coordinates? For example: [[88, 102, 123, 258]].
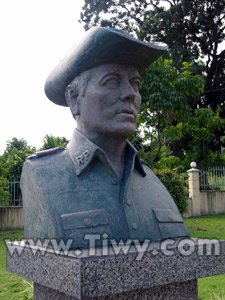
[[130, 80, 140, 92], [104, 77, 119, 89]]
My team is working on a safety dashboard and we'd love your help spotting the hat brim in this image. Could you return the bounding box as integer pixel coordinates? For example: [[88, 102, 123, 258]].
[[44, 27, 168, 106]]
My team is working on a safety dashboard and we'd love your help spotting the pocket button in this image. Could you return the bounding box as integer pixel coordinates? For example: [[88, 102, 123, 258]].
[[132, 223, 138, 230], [111, 179, 118, 185], [84, 218, 91, 226], [127, 199, 131, 206]]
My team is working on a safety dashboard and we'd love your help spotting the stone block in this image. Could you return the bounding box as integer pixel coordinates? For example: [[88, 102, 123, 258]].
[[6, 238, 225, 299]]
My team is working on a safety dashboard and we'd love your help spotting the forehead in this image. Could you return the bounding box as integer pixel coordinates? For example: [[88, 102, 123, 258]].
[[90, 64, 140, 79]]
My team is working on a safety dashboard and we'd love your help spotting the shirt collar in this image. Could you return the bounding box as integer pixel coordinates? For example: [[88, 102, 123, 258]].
[[66, 129, 146, 177]]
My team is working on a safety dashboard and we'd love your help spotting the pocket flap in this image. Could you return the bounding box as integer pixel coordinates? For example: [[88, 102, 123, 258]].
[[153, 208, 183, 223], [61, 209, 109, 230]]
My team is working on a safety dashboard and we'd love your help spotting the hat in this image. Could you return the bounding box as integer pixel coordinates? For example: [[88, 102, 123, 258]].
[[44, 27, 168, 106]]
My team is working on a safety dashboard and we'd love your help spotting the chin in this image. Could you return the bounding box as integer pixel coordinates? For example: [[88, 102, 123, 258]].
[[108, 123, 136, 138]]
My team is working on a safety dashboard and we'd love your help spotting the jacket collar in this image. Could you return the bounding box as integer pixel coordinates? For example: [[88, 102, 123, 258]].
[[67, 129, 146, 177]]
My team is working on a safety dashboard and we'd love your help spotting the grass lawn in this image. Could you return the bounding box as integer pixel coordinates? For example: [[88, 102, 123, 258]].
[[0, 214, 224, 299], [184, 214, 225, 300], [0, 230, 32, 300]]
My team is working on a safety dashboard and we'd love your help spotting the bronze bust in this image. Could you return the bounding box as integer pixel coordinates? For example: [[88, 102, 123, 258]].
[[21, 27, 189, 249]]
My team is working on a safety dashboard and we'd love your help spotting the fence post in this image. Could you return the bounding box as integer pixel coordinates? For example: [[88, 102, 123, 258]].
[[187, 162, 201, 216]]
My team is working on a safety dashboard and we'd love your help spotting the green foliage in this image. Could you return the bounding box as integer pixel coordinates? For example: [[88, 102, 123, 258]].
[[0, 138, 36, 180], [41, 134, 69, 150], [0, 176, 10, 206], [0, 138, 36, 205], [140, 59, 204, 111], [132, 58, 225, 169], [155, 155, 182, 170], [154, 168, 188, 215], [0, 135, 69, 182], [133, 58, 206, 168]]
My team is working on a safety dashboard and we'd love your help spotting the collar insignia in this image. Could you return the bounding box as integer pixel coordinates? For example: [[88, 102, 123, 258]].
[[76, 150, 90, 165]]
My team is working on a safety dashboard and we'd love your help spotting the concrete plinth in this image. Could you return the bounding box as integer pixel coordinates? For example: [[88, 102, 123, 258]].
[[6, 238, 225, 299], [34, 280, 198, 300]]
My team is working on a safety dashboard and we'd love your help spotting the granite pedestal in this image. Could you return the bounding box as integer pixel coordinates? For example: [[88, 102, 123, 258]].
[[6, 238, 225, 299]]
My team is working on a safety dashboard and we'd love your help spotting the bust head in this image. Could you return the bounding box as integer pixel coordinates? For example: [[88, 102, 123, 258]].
[[44, 27, 168, 108], [65, 64, 141, 139]]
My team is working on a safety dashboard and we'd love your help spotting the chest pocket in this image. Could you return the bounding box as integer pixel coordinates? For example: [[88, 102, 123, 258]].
[[153, 208, 187, 240], [61, 209, 110, 248]]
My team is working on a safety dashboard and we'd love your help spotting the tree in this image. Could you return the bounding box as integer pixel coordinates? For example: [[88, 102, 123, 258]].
[[40, 134, 69, 150], [130, 58, 212, 169], [1, 138, 36, 180], [0, 135, 70, 182], [80, 0, 225, 157], [0, 176, 10, 205]]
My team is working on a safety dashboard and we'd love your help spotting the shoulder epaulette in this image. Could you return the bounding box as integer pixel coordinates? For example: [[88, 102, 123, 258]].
[[26, 147, 64, 160]]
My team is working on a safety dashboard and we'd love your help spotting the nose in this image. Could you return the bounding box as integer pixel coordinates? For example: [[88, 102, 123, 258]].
[[120, 81, 136, 102]]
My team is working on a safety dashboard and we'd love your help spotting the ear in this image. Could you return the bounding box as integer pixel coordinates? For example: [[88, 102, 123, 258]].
[[65, 85, 80, 118]]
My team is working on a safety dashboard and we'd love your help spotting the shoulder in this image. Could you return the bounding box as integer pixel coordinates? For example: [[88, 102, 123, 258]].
[[22, 147, 69, 175], [26, 147, 65, 160], [21, 147, 72, 187]]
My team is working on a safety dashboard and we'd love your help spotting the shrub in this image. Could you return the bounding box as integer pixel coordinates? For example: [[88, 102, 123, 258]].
[[0, 176, 10, 206], [155, 155, 182, 171], [154, 168, 188, 215]]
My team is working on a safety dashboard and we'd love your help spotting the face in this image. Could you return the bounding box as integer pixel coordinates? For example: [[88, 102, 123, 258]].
[[76, 64, 142, 138]]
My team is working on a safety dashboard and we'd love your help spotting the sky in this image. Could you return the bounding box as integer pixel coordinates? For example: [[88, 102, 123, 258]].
[[1, 1, 224, 155], [0, 0, 85, 154]]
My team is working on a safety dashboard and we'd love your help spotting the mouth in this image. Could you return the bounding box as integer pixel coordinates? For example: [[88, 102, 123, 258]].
[[116, 109, 136, 122], [117, 109, 135, 116]]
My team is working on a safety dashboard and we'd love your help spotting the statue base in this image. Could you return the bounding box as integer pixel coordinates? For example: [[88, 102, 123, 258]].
[[34, 280, 197, 300], [6, 238, 225, 299]]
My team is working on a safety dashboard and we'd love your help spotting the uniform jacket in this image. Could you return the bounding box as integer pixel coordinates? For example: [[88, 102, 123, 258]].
[[21, 130, 189, 249]]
